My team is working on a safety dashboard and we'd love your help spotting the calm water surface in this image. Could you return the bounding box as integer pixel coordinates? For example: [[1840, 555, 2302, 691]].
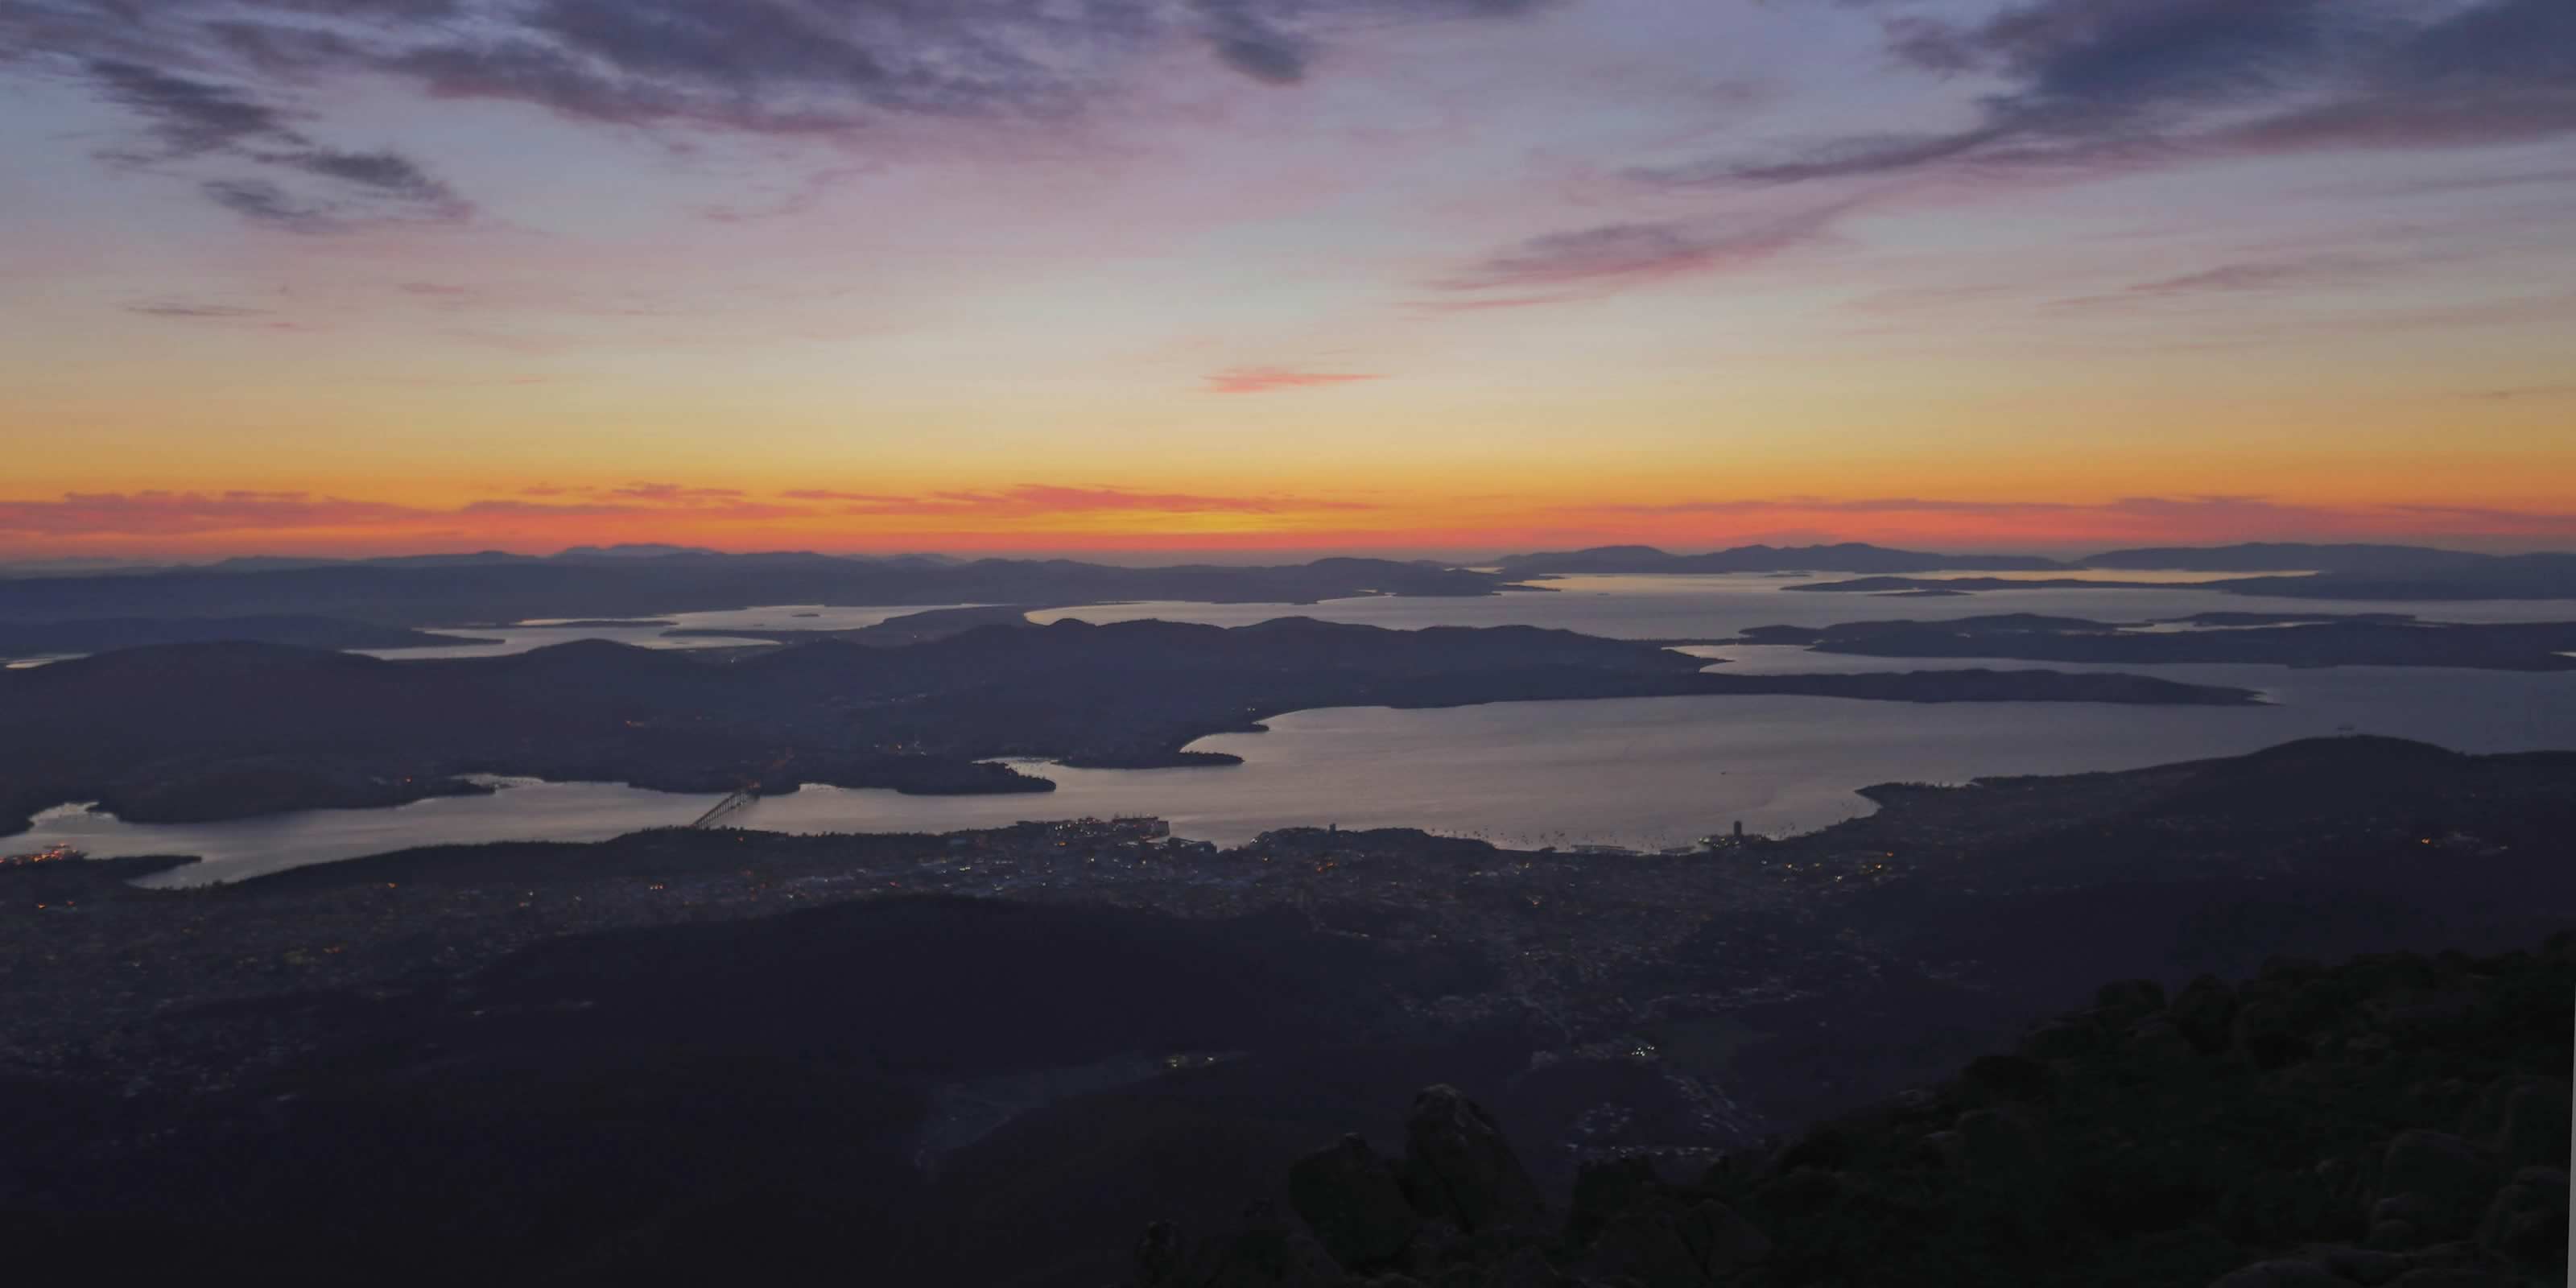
[[14, 575, 2574, 885], [353, 602, 986, 659], [1030, 572, 2576, 634]]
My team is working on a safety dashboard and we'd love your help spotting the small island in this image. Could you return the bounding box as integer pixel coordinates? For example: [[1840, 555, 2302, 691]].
[[1734, 613, 2576, 671]]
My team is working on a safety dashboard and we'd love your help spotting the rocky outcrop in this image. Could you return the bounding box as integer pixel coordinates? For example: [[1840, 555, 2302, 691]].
[[1124, 935, 2572, 1288], [2373, 1129, 2493, 1243], [1131, 1203, 1345, 1288], [1399, 1085, 1547, 1238], [1157, 1085, 1557, 1286], [1286, 1136, 1419, 1269]]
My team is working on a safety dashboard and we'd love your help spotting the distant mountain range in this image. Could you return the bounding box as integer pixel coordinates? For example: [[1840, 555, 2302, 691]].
[[2, 543, 2570, 631], [0, 556, 169, 578], [1492, 543, 2064, 575], [196, 545, 973, 572], [1735, 612, 2576, 671], [1494, 539, 2561, 576], [0, 554, 1529, 627]]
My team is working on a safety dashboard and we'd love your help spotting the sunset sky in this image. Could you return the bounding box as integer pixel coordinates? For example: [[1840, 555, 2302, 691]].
[[4, 0, 2573, 559]]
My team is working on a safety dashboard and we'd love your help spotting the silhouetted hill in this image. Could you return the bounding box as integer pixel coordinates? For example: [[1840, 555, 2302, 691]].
[[0, 557, 167, 578], [552, 543, 726, 559], [6, 738, 2571, 1287], [1124, 938, 2571, 1287], [0, 894, 1513, 1286], [1496, 543, 2066, 576], [206, 551, 538, 572]]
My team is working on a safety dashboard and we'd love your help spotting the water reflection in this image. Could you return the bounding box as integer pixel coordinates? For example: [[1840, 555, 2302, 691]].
[[1030, 573, 2576, 637], [21, 656, 2574, 888], [10, 576, 2571, 886], [364, 601, 988, 659]]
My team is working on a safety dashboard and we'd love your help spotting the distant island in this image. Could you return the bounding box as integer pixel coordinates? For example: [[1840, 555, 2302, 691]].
[[660, 603, 1049, 647], [1501, 543, 2576, 601], [1503, 539, 2562, 576], [1495, 543, 2064, 576], [0, 614, 494, 658], [1783, 575, 2169, 593], [4, 547, 2571, 645], [0, 551, 1539, 627], [0, 617, 2257, 836], [1735, 612, 2576, 671]]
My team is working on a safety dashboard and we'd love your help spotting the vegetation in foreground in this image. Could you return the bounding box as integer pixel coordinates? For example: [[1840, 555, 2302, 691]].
[[1139, 937, 2572, 1287]]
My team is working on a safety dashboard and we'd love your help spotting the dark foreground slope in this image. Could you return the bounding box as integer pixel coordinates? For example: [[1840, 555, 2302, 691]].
[[0, 895, 1519, 1288], [1129, 939, 2572, 1288], [3, 737, 2571, 1287], [0, 616, 2254, 835]]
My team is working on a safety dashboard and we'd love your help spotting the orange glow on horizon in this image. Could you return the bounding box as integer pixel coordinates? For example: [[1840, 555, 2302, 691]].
[[7, 475, 2575, 561]]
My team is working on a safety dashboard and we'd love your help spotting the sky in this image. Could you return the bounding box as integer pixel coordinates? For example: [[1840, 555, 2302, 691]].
[[3, 0, 2574, 560]]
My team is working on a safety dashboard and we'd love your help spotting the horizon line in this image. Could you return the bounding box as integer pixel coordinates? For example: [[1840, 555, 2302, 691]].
[[6, 535, 2574, 572]]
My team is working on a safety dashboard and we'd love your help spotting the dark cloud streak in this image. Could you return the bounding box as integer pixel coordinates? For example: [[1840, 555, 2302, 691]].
[[200, 177, 338, 230], [1427, 201, 1853, 307], [85, 57, 296, 155], [14, 0, 1559, 225], [76, 51, 466, 229], [1648, 0, 2576, 190], [123, 299, 275, 318], [832, 484, 1377, 517], [2047, 255, 2388, 310]]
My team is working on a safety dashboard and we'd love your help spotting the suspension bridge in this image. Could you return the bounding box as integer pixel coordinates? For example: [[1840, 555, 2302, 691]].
[[689, 787, 759, 829]]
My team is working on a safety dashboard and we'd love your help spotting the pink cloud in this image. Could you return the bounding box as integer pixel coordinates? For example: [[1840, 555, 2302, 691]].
[[1203, 367, 1383, 394], [0, 484, 1373, 544], [456, 499, 657, 518], [0, 490, 432, 537], [464, 496, 805, 520], [833, 484, 1377, 517], [604, 482, 749, 502], [1584, 496, 2077, 517], [1555, 494, 2576, 543], [779, 489, 917, 503], [500, 482, 766, 506], [0, 489, 826, 542], [1402, 293, 1591, 315]]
